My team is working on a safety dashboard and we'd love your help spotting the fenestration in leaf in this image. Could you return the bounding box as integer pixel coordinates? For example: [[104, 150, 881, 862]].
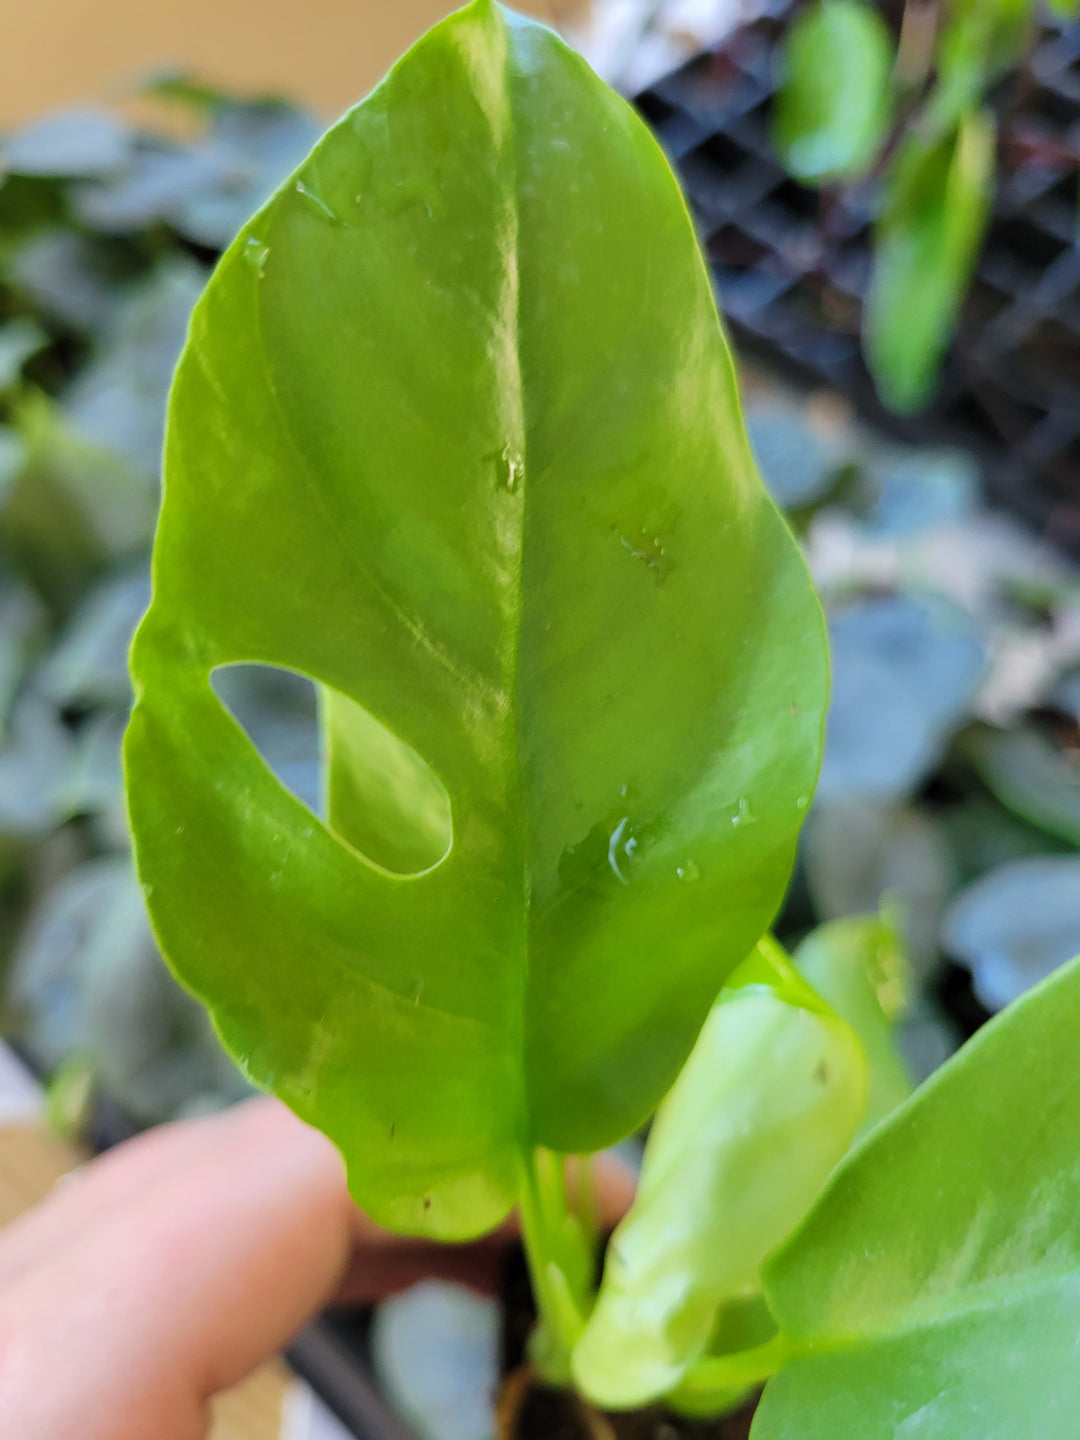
[[124, 0, 827, 1240], [752, 950, 1080, 1439]]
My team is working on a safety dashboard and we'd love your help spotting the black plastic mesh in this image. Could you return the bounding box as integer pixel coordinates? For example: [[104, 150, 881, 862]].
[[635, 1, 1080, 547]]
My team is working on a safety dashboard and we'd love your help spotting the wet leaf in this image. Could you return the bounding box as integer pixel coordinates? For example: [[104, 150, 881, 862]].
[[125, 0, 827, 1239]]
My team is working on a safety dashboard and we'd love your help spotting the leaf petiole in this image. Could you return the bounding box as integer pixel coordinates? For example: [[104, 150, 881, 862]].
[[519, 1146, 595, 1385], [672, 1332, 795, 1405]]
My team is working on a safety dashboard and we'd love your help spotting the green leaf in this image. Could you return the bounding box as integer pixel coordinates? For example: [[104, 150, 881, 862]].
[[773, 0, 894, 184], [793, 913, 912, 1131], [753, 949, 1080, 1439], [3, 391, 158, 613], [124, 0, 828, 1240], [930, 0, 1034, 134], [964, 721, 1080, 849], [865, 107, 996, 413], [572, 942, 865, 1409]]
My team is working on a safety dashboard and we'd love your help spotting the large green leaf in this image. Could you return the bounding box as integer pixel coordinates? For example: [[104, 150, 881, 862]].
[[865, 107, 995, 414], [124, 0, 827, 1239], [751, 949, 1080, 1438], [773, 0, 894, 184]]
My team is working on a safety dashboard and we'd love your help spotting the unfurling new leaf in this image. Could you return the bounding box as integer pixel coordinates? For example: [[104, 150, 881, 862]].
[[571, 941, 865, 1409]]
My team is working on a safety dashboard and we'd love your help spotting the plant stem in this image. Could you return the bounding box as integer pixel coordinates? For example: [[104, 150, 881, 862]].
[[675, 1333, 794, 1399], [518, 1147, 588, 1385]]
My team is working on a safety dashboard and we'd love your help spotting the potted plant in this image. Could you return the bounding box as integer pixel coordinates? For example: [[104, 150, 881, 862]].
[[123, 4, 1080, 1435]]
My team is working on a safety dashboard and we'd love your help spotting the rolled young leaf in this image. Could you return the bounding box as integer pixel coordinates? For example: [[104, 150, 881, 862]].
[[773, 0, 894, 184], [571, 943, 865, 1409], [124, 0, 828, 1240], [793, 913, 912, 1133], [864, 107, 996, 414], [753, 949, 1080, 1439]]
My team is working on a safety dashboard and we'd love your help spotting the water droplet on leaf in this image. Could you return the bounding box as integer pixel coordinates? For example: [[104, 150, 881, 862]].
[[295, 180, 345, 226], [676, 860, 701, 883], [731, 796, 755, 828], [607, 816, 636, 886], [243, 237, 269, 277]]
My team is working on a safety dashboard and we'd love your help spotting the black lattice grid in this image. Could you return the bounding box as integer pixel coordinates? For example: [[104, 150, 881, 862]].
[[635, 2, 1080, 548]]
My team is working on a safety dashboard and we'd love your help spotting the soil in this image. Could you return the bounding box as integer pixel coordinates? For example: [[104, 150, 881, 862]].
[[497, 1242, 759, 1440]]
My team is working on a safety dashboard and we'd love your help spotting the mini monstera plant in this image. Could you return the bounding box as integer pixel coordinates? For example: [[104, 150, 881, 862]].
[[124, 2, 1080, 1432]]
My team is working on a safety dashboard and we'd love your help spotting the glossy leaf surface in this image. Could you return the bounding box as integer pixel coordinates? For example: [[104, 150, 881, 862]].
[[124, 1, 827, 1239], [753, 949, 1080, 1439], [774, 0, 894, 184], [865, 109, 995, 414], [572, 944, 864, 1409]]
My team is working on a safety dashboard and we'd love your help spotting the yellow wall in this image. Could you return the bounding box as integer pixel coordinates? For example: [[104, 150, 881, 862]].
[[0, 0, 586, 127]]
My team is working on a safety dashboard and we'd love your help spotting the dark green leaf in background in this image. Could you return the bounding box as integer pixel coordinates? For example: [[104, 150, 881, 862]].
[[125, 0, 827, 1238], [865, 108, 996, 413], [964, 721, 1080, 850]]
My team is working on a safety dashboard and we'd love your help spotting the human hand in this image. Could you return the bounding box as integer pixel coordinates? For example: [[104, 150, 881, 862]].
[[0, 1097, 634, 1440]]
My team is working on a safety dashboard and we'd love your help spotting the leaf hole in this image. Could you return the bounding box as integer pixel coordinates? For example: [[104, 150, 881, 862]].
[[211, 664, 453, 878]]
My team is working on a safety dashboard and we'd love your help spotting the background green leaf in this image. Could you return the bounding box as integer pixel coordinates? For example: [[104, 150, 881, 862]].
[[125, 0, 827, 1239], [865, 107, 996, 413], [964, 722, 1080, 849], [752, 949, 1080, 1438], [773, 0, 894, 184], [930, 0, 1035, 134]]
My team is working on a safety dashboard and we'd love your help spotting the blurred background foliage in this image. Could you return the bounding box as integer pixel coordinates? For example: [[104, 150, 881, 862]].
[[0, 66, 1078, 1139]]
